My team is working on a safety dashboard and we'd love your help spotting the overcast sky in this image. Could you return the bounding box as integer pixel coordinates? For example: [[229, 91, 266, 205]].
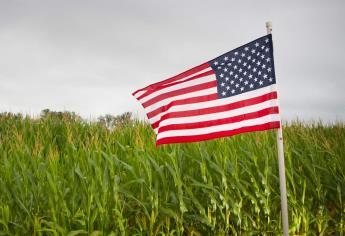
[[1, 0, 344, 122]]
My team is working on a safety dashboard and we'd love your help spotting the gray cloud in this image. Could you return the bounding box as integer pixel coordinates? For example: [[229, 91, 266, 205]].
[[0, 0, 344, 121]]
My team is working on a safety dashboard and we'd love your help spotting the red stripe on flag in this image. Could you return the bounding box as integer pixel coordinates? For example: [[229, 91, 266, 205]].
[[158, 91, 277, 123], [132, 63, 210, 96], [142, 80, 217, 108], [158, 106, 279, 132], [147, 93, 219, 119], [137, 70, 214, 101], [151, 122, 158, 129], [156, 121, 281, 145]]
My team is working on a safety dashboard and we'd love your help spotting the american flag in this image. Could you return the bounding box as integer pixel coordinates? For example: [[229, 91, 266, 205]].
[[133, 34, 281, 145]]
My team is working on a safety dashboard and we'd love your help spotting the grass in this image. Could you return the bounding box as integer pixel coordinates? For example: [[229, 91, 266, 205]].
[[0, 114, 344, 235]]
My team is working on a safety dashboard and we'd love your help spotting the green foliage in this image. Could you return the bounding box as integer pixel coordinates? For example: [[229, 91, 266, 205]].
[[40, 109, 82, 122], [98, 112, 133, 130], [0, 114, 344, 235]]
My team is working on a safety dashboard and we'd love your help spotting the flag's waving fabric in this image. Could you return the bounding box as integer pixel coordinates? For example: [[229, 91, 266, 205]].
[[133, 34, 280, 145]]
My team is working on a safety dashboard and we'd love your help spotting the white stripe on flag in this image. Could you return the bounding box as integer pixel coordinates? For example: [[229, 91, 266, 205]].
[[157, 114, 281, 139], [157, 67, 212, 87], [144, 86, 217, 113], [133, 90, 146, 99]]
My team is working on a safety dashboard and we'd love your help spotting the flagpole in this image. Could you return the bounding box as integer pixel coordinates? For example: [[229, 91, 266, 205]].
[[266, 21, 289, 236]]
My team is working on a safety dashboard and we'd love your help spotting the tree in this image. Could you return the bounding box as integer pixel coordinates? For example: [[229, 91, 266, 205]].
[[98, 112, 133, 130], [40, 109, 82, 122]]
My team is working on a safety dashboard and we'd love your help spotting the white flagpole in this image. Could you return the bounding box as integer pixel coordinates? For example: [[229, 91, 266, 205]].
[[266, 21, 289, 236]]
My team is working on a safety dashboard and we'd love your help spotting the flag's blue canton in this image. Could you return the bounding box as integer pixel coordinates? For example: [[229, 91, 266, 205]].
[[209, 34, 276, 99]]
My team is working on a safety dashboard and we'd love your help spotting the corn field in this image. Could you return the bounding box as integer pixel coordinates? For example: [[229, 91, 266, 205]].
[[0, 114, 344, 235]]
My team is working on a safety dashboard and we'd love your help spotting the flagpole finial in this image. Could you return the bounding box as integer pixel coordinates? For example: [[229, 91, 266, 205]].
[[266, 21, 272, 34]]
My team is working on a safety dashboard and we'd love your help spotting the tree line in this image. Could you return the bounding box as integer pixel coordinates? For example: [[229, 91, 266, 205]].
[[0, 109, 134, 130]]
